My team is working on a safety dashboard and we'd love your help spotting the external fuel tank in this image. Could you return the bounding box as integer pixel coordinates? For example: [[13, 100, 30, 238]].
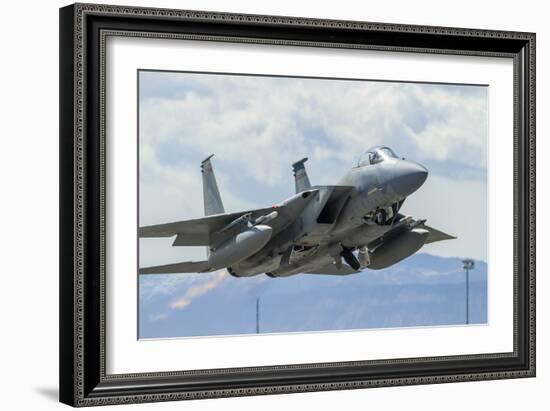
[[208, 225, 273, 269]]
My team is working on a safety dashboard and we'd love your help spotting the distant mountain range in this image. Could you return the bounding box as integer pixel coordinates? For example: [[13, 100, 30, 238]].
[[139, 253, 487, 339]]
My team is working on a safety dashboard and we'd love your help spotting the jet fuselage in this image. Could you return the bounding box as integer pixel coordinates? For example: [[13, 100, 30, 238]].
[[227, 147, 428, 277]]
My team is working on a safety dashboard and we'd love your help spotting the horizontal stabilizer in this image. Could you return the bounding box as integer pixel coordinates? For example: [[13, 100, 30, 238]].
[[139, 260, 210, 274], [419, 223, 457, 244], [307, 263, 359, 275], [368, 214, 457, 249]]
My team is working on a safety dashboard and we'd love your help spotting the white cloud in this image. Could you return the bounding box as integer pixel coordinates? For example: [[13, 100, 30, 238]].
[[148, 313, 169, 322]]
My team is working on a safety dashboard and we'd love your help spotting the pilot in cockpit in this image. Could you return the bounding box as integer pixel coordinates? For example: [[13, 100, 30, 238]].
[[358, 146, 399, 167]]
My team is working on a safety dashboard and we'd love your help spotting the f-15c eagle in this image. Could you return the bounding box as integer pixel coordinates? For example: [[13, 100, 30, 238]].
[[139, 146, 455, 277]]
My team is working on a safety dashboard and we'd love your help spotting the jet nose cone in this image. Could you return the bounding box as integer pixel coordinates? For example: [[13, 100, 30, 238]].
[[391, 161, 428, 197]]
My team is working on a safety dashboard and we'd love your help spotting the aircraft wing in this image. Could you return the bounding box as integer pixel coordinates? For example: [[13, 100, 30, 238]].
[[139, 188, 320, 247], [368, 213, 455, 249], [418, 222, 456, 244], [139, 207, 276, 246]]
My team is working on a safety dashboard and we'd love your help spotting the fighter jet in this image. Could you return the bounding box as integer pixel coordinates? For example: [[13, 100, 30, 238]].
[[139, 146, 455, 277]]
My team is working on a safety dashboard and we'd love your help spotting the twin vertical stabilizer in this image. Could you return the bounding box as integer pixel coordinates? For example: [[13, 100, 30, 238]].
[[201, 155, 225, 216], [292, 157, 311, 194]]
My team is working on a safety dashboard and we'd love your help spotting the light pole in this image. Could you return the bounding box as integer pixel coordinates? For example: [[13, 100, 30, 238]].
[[462, 259, 475, 324], [256, 297, 260, 334]]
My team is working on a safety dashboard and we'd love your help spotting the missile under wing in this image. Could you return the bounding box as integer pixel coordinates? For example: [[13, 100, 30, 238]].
[[139, 179, 321, 274], [139, 207, 277, 246]]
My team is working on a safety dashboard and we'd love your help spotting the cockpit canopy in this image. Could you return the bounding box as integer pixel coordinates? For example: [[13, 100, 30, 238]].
[[357, 146, 399, 167]]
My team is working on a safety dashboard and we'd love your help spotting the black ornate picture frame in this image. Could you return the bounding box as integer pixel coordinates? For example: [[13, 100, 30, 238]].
[[59, 3, 535, 407]]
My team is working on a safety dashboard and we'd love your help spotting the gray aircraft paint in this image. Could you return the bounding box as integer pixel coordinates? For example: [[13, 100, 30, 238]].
[[292, 158, 311, 193], [139, 146, 454, 277], [201, 155, 224, 216]]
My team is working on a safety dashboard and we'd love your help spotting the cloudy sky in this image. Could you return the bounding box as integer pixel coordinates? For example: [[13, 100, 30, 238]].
[[137, 70, 488, 338], [138, 70, 488, 266]]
